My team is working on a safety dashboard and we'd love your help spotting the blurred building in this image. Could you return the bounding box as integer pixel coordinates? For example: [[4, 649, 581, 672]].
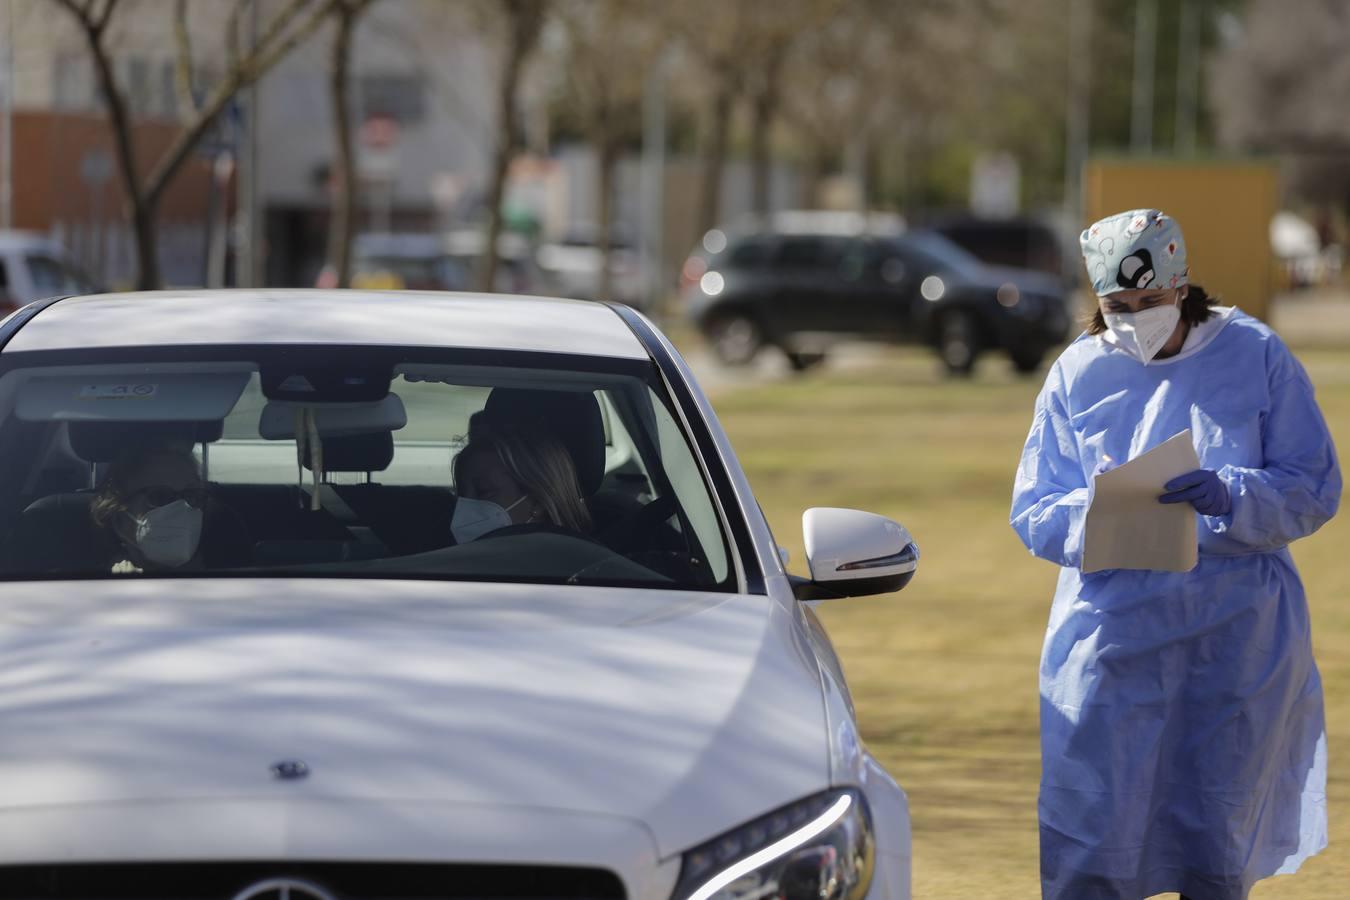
[[4, 0, 232, 287], [2, 0, 809, 295], [257, 0, 498, 287]]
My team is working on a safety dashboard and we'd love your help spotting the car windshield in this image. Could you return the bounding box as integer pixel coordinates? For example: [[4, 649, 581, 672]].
[[26, 255, 98, 296], [0, 346, 736, 592], [903, 232, 986, 276]]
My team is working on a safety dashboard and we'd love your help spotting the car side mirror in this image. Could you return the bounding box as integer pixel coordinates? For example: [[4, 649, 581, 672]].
[[791, 507, 919, 601]]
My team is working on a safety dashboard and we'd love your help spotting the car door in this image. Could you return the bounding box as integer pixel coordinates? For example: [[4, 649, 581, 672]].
[[769, 235, 854, 336], [834, 238, 915, 340]]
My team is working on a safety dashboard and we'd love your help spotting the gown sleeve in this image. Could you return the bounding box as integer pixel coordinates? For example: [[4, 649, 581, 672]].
[[1207, 341, 1342, 551], [1011, 361, 1090, 568]]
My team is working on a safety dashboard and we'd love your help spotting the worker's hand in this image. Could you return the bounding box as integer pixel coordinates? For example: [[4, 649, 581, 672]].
[[1159, 468, 1231, 517]]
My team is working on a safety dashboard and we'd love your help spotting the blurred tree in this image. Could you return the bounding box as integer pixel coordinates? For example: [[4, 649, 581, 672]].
[[325, 0, 376, 289], [778, 0, 985, 212], [742, 0, 845, 216], [1210, 0, 1350, 215], [661, 0, 751, 234], [51, 0, 335, 290], [476, 0, 548, 293], [550, 0, 657, 301]]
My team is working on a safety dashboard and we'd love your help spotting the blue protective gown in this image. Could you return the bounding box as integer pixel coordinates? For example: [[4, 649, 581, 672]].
[[1011, 309, 1340, 900]]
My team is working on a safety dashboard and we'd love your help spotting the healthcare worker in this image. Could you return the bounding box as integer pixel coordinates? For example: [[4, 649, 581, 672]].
[[1011, 208, 1341, 900]]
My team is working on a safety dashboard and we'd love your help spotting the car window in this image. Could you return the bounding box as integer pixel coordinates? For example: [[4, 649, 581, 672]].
[[901, 233, 985, 275], [770, 235, 849, 272], [723, 237, 772, 269], [25, 255, 96, 296], [0, 349, 736, 593]]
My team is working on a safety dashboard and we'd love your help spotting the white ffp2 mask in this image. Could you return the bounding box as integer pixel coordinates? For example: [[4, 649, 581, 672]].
[[1103, 301, 1181, 364], [133, 500, 204, 568], [450, 495, 525, 544]]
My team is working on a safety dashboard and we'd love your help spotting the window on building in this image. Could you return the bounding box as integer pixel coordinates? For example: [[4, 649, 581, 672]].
[[359, 74, 426, 125], [160, 60, 179, 120], [126, 56, 153, 116], [51, 55, 95, 111]]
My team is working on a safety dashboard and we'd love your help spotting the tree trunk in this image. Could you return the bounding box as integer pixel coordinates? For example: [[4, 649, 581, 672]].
[[478, 1, 543, 293], [697, 77, 735, 236], [595, 138, 615, 303], [805, 141, 831, 209], [750, 52, 783, 218], [80, 9, 162, 289], [750, 89, 775, 218], [327, 2, 359, 288]]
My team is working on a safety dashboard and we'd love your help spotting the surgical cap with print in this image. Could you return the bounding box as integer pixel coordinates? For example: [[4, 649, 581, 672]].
[[1080, 208, 1189, 297]]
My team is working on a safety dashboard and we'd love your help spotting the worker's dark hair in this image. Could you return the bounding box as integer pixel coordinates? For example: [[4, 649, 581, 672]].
[[1086, 284, 1219, 335]]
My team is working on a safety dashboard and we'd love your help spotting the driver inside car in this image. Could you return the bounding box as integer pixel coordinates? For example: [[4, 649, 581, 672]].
[[450, 418, 593, 544], [90, 444, 250, 573]]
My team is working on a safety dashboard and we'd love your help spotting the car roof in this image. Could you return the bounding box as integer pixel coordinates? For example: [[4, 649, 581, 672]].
[[3, 289, 650, 359], [0, 230, 64, 253], [718, 210, 906, 241]]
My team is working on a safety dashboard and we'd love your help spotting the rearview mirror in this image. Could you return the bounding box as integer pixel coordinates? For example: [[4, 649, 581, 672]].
[[792, 507, 919, 601]]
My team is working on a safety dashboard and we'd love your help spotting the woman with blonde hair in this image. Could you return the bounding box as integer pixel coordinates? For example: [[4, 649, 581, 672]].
[[450, 418, 592, 544]]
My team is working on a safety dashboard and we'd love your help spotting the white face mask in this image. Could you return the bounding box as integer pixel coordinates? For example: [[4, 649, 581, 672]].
[[132, 499, 204, 568], [1102, 300, 1181, 364], [451, 495, 526, 544]]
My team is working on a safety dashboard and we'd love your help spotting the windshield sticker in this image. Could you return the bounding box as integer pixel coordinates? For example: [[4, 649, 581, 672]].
[[79, 383, 158, 400]]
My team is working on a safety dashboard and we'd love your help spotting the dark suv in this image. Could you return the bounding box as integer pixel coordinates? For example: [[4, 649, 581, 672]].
[[681, 221, 1071, 374]]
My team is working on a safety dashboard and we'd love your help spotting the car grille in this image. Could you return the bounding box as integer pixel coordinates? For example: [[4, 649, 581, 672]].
[[0, 863, 626, 900]]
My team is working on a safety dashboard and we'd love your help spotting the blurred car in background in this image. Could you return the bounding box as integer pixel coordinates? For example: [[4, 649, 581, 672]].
[[443, 228, 549, 295], [682, 214, 1071, 375], [348, 232, 472, 291], [0, 231, 100, 311], [326, 231, 547, 295], [1270, 210, 1342, 289], [927, 214, 1069, 282], [536, 225, 646, 308]]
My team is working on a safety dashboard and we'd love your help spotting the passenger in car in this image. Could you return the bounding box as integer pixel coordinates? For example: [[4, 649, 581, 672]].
[[450, 417, 592, 544], [90, 445, 251, 573]]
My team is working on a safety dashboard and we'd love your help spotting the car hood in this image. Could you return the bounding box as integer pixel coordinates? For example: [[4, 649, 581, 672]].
[[0, 578, 827, 860]]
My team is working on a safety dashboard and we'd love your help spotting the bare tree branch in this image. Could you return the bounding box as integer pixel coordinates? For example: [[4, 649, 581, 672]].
[[53, 0, 90, 24], [250, 0, 323, 67], [92, 0, 118, 34], [143, 0, 338, 210], [172, 0, 201, 119], [52, 0, 158, 286], [326, 0, 376, 288], [225, 0, 250, 71], [240, 0, 335, 82]]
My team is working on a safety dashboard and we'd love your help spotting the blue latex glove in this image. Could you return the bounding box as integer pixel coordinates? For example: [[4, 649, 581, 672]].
[[1159, 468, 1231, 516]]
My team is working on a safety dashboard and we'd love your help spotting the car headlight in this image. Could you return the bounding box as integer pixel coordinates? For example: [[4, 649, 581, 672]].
[[671, 789, 874, 900]]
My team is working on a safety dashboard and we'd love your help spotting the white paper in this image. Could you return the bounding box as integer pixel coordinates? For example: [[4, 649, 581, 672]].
[[1082, 430, 1201, 573]]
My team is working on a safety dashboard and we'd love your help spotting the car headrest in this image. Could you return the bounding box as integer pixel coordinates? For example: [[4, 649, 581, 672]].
[[301, 431, 394, 473], [482, 388, 605, 495], [68, 420, 225, 463]]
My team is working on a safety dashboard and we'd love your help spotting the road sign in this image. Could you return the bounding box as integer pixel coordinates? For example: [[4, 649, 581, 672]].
[[79, 149, 113, 187]]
